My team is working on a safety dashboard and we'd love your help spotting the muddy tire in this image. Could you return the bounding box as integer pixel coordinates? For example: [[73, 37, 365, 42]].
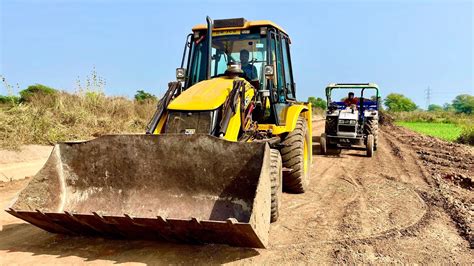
[[270, 149, 282, 223], [281, 117, 311, 193], [367, 134, 374, 157], [365, 118, 379, 150], [320, 133, 327, 155]]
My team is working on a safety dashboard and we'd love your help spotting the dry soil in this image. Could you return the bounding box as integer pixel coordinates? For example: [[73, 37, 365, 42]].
[[0, 120, 472, 264]]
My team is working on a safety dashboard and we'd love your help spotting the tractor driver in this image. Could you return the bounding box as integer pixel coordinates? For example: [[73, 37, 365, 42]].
[[240, 49, 258, 81], [344, 92, 359, 107]]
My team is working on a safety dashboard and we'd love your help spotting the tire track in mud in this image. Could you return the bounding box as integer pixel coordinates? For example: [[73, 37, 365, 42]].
[[273, 176, 430, 249], [382, 125, 473, 247], [272, 122, 432, 249]]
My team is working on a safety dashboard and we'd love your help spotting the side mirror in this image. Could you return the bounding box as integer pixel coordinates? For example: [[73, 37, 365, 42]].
[[264, 65, 274, 79], [176, 68, 186, 82]]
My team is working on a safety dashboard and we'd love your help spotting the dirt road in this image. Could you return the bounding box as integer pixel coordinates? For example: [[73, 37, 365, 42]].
[[0, 120, 472, 264]]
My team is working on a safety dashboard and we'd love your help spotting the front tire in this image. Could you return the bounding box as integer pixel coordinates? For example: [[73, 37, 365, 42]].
[[367, 134, 374, 157], [281, 117, 311, 193], [320, 133, 327, 155], [270, 149, 282, 223], [366, 118, 379, 151]]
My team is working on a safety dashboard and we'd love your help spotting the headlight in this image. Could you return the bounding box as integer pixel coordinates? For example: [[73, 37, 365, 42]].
[[176, 68, 186, 81], [338, 119, 357, 125]]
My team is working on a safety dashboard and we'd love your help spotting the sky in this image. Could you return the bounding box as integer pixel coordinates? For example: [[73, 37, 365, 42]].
[[1, 0, 473, 108]]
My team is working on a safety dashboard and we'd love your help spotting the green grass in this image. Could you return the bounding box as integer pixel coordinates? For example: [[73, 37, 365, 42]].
[[396, 121, 463, 142]]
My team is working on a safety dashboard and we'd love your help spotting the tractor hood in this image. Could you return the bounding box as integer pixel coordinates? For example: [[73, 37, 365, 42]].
[[339, 110, 359, 120], [168, 77, 240, 111]]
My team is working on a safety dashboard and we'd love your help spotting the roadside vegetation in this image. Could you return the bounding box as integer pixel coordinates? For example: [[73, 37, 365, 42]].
[[385, 93, 473, 145], [308, 96, 327, 116], [0, 72, 157, 149], [395, 121, 462, 142]]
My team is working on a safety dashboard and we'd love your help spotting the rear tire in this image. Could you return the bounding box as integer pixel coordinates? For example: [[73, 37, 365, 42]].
[[365, 118, 379, 151], [270, 149, 282, 223], [281, 117, 311, 193], [320, 133, 327, 155], [367, 134, 374, 157]]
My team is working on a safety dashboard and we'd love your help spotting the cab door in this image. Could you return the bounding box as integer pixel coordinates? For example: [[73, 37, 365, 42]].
[[269, 31, 295, 126]]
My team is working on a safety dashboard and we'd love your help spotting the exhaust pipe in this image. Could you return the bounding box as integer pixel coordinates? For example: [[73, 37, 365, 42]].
[[206, 16, 213, 80]]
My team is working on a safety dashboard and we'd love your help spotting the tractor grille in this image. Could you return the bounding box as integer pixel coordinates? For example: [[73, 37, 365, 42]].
[[165, 111, 215, 134], [338, 125, 356, 133], [325, 117, 338, 135]]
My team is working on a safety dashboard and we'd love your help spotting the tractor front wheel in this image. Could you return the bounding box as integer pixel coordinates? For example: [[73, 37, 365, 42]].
[[320, 133, 327, 155], [367, 134, 374, 157]]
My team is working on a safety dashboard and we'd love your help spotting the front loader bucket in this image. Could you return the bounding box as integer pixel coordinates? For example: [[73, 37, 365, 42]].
[[6, 134, 272, 248]]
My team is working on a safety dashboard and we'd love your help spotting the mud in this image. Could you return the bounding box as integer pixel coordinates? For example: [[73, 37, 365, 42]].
[[0, 121, 472, 264]]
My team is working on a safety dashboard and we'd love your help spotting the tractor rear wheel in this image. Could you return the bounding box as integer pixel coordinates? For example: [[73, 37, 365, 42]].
[[367, 134, 374, 157], [281, 116, 311, 193], [270, 149, 282, 223]]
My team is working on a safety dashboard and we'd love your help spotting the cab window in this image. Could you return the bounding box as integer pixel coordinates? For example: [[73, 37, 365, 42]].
[[281, 38, 295, 99]]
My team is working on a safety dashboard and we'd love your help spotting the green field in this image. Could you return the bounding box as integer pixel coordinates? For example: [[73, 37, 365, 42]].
[[396, 122, 463, 142]]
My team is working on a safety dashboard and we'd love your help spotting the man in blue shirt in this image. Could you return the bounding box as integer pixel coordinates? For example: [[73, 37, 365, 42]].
[[240, 49, 258, 81]]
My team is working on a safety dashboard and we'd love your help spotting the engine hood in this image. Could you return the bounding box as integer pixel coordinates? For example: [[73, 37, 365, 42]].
[[167, 77, 242, 111], [338, 110, 359, 120]]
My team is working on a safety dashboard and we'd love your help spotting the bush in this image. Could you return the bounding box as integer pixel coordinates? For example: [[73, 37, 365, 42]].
[[0, 95, 20, 105], [308, 96, 326, 109], [384, 93, 417, 112], [135, 90, 157, 102], [457, 124, 474, 145], [428, 104, 443, 112], [443, 103, 454, 112], [390, 110, 471, 124], [0, 91, 157, 149], [19, 84, 57, 102]]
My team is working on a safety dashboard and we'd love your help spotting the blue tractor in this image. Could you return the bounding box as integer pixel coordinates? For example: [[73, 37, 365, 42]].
[[320, 83, 380, 157]]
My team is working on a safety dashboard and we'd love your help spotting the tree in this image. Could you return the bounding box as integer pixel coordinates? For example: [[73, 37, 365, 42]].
[[134, 90, 157, 102], [427, 104, 443, 112], [19, 84, 57, 102], [307, 96, 327, 110], [452, 94, 474, 114], [383, 93, 417, 112], [443, 103, 454, 112]]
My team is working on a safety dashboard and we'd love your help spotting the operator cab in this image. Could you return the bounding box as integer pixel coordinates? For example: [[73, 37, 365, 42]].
[[326, 83, 380, 113], [176, 18, 297, 125]]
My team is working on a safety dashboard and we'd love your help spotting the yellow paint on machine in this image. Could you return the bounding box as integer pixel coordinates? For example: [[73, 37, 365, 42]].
[[212, 30, 241, 36], [167, 77, 235, 111], [258, 103, 312, 163], [193, 20, 288, 35], [160, 76, 256, 142], [258, 104, 309, 134]]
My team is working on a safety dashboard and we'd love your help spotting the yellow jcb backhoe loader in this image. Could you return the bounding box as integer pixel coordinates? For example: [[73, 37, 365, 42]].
[[7, 17, 313, 248]]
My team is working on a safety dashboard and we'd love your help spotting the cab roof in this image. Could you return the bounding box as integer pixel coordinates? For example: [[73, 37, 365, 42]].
[[192, 19, 287, 35], [326, 83, 379, 89]]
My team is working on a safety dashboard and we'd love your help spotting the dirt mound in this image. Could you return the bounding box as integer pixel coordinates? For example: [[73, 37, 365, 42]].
[[385, 124, 473, 247], [378, 110, 394, 126]]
